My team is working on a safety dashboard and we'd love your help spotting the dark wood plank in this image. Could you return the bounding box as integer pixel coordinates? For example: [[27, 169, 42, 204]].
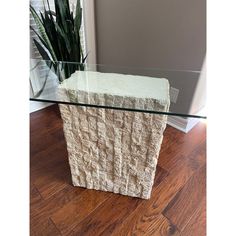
[[30, 105, 64, 157], [69, 194, 143, 236], [30, 184, 43, 207], [181, 195, 206, 236], [143, 214, 181, 236], [112, 213, 181, 236], [109, 155, 196, 236], [111, 214, 181, 236], [65, 166, 169, 235], [188, 141, 206, 170], [51, 190, 112, 235], [31, 146, 71, 199], [31, 185, 85, 221], [152, 165, 169, 188], [30, 140, 69, 182], [163, 165, 206, 232], [33, 173, 68, 200], [158, 123, 206, 171], [30, 105, 206, 236], [30, 217, 61, 236]]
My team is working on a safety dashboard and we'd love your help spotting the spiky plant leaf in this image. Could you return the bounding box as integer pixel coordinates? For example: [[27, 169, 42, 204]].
[[33, 39, 51, 61], [74, 0, 82, 43], [30, 5, 57, 61], [54, 0, 70, 31], [30, 26, 50, 53], [45, 0, 62, 59], [54, 22, 71, 53], [43, 11, 62, 59]]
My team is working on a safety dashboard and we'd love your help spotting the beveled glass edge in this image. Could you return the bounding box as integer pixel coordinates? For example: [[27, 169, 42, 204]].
[[30, 98, 207, 119]]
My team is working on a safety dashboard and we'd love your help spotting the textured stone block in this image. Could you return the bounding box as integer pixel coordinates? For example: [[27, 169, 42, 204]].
[[58, 71, 170, 199]]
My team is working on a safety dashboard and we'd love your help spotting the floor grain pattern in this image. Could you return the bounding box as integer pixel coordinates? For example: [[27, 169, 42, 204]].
[[30, 105, 206, 236]]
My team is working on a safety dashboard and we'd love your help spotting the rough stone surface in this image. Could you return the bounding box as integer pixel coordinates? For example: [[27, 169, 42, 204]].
[[58, 74, 170, 199]]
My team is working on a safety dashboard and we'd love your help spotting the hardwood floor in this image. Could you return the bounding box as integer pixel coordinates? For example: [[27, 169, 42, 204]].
[[30, 105, 206, 236]]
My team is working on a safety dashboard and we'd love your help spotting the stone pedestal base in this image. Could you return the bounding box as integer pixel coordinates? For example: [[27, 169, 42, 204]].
[[58, 70, 169, 199], [59, 104, 168, 199]]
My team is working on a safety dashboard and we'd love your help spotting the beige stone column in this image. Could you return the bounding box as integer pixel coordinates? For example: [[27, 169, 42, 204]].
[[58, 71, 170, 199]]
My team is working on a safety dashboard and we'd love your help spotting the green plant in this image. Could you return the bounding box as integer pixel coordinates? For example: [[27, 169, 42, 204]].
[[30, 0, 87, 82]]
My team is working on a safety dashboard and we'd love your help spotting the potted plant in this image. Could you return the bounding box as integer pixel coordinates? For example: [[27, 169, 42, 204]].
[[30, 0, 87, 83]]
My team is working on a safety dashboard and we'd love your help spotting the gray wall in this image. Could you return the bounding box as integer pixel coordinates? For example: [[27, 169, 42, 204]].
[[94, 0, 206, 115], [190, 58, 206, 114]]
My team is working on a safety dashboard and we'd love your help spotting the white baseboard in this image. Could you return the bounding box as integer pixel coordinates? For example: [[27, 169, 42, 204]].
[[30, 101, 53, 113], [167, 115, 200, 133], [167, 108, 205, 133]]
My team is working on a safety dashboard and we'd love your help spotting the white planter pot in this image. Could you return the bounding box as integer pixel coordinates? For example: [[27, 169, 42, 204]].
[[58, 71, 170, 199]]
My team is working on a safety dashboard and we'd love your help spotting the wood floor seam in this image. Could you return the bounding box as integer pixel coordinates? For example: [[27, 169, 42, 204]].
[[34, 185, 44, 201], [49, 217, 63, 236], [58, 192, 114, 235]]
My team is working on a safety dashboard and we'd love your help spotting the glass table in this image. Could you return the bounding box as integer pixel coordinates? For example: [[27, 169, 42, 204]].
[[30, 59, 206, 119], [30, 59, 206, 199]]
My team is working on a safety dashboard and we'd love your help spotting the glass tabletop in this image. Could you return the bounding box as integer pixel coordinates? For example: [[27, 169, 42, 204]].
[[29, 59, 206, 119]]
